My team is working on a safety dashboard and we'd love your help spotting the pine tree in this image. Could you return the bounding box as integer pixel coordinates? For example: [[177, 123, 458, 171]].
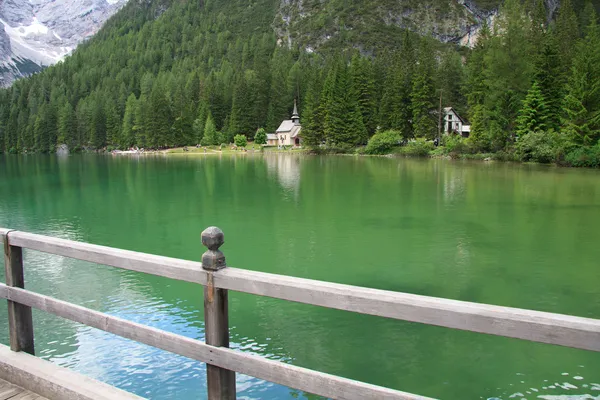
[[134, 94, 148, 148], [350, 54, 378, 137], [482, 0, 534, 138], [563, 11, 600, 145], [105, 100, 121, 147], [300, 74, 324, 148], [121, 93, 137, 149], [379, 57, 412, 137], [468, 104, 492, 151], [193, 101, 209, 144], [90, 97, 106, 149], [411, 40, 436, 139], [148, 81, 173, 148], [57, 102, 76, 149], [202, 113, 219, 146], [516, 81, 549, 136], [530, 31, 562, 131], [555, 0, 580, 75]]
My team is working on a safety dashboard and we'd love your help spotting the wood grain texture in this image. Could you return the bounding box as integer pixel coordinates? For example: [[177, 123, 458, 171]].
[[0, 285, 428, 400], [203, 273, 236, 400], [2, 229, 600, 351], [0, 378, 46, 400], [3, 235, 34, 355], [0, 345, 143, 400]]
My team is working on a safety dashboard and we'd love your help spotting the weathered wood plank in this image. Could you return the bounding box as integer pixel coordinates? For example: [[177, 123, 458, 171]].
[[0, 378, 45, 400], [0, 285, 429, 400], [3, 232, 34, 355], [3, 229, 600, 351], [0, 345, 143, 400], [0, 387, 22, 400], [5, 231, 207, 285]]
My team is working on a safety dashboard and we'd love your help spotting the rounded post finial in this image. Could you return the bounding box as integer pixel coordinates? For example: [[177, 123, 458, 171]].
[[201, 227, 226, 271]]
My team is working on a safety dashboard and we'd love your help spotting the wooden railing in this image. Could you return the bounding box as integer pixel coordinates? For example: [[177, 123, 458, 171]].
[[1, 227, 599, 400]]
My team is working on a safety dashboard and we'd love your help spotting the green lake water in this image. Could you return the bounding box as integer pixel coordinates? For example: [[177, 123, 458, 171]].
[[0, 154, 599, 399]]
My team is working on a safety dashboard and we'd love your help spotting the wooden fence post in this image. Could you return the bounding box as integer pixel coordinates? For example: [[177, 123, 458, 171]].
[[201, 227, 236, 399], [3, 231, 34, 354]]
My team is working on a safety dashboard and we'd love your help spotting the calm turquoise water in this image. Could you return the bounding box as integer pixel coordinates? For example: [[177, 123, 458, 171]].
[[0, 154, 599, 399]]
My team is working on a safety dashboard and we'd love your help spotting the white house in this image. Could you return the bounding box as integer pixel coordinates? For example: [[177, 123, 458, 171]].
[[266, 134, 278, 146], [443, 107, 470, 137], [275, 100, 302, 147]]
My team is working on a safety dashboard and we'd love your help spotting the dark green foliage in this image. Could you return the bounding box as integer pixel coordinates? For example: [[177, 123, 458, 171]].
[[562, 11, 600, 145], [121, 94, 137, 149], [400, 138, 435, 156], [364, 130, 401, 154], [515, 130, 564, 163], [516, 81, 549, 136], [533, 32, 563, 130], [202, 114, 219, 146], [0, 0, 598, 167], [564, 145, 600, 167], [254, 128, 267, 145], [234, 134, 247, 147], [411, 40, 437, 139], [57, 102, 76, 149], [442, 134, 471, 155]]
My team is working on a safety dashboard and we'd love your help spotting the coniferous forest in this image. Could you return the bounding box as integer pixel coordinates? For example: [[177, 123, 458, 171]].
[[1, 0, 600, 167]]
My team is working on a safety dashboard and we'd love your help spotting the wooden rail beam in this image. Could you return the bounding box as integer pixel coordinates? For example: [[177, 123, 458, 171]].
[[0, 284, 428, 400], [2, 229, 600, 351]]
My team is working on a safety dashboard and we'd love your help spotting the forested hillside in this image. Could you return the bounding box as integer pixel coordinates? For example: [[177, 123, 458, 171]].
[[0, 0, 599, 166]]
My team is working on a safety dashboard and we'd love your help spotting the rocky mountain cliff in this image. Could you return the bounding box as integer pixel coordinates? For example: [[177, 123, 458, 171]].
[[274, 0, 564, 52], [0, 0, 127, 87]]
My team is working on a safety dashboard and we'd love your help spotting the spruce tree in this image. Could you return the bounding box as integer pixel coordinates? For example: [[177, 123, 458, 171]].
[[57, 102, 76, 149], [411, 40, 436, 139], [555, 0, 580, 75], [301, 74, 324, 148], [121, 93, 137, 149], [563, 11, 600, 145], [350, 54, 378, 137], [516, 81, 549, 136], [202, 114, 219, 146], [533, 31, 563, 130]]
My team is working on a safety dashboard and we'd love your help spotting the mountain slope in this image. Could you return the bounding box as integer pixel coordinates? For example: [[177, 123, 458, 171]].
[[0, 0, 128, 87], [0, 0, 599, 156]]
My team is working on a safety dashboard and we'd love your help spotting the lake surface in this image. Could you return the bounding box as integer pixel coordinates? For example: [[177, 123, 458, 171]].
[[0, 154, 599, 400]]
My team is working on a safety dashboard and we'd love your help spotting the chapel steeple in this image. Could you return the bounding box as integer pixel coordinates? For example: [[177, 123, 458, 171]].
[[291, 99, 300, 125]]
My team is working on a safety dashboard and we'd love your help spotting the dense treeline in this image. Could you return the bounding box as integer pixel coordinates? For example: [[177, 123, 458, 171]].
[[0, 0, 599, 166]]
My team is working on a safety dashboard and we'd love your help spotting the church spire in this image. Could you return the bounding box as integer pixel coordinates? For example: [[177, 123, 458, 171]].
[[291, 99, 300, 124]]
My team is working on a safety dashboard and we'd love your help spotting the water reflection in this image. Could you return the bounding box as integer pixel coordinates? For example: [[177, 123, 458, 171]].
[[264, 154, 301, 196], [0, 155, 599, 399]]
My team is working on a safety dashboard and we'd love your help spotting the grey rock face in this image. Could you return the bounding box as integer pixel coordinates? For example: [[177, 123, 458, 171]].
[[0, 0, 128, 87]]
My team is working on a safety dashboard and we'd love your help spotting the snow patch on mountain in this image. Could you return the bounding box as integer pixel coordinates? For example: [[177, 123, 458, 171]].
[[0, 0, 128, 87]]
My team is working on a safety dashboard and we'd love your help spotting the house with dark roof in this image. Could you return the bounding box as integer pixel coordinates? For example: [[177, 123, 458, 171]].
[[444, 107, 470, 137], [275, 100, 302, 147]]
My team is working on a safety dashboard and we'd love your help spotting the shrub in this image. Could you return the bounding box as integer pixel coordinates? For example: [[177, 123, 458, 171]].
[[515, 131, 564, 163], [234, 134, 247, 147], [442, 134, 471, 156], [564, 146, 600, 168], [364, 130, 401, 154], [400, 138, 434, 157], [254, 128, 267, 145]]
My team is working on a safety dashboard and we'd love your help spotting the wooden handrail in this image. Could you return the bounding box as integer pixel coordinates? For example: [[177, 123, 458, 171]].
[[1, 227, 600, 399], [0, 284, 424, 400]]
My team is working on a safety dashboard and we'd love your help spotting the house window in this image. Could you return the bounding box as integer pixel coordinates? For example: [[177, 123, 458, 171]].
[[448, 115, 452, 121]]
